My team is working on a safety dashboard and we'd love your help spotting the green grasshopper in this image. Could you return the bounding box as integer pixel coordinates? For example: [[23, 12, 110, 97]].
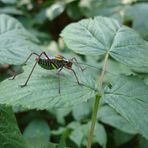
[[17, 52, 85, 94]]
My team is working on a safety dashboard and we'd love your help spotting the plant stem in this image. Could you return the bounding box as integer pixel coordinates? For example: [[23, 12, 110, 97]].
[[87, 52, 109, 148], [87, 94, 100, 148], [98, 52, 109, 91]]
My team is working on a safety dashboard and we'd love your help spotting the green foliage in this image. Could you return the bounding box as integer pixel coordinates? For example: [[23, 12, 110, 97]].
[[125, 3, 148, 40], [0, 0, 148, 148], [0, 105, 26, 148], [103, 75, 148, 139], [0, 62, 96, 109], [98, 105, 137, 134], [61, 16, 148, 71], [0, 14, 40, 65], [23, 119, 50, 141]]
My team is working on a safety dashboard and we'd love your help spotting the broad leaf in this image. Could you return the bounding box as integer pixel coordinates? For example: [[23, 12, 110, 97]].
[[0, 14, 41, 65], [98, 105, 137, 134], [102, 75, 148, 139], [0, 105, 26, 148], [0, 62, 96, 109], [61, 16, 148, 71]]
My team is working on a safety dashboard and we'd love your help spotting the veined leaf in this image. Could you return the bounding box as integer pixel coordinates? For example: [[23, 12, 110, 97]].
[[102, 75, 148, 139], [98, 105, 137, 134], [0, 105, 26, 148], [0, 14, 41, 65], [0, 62, 96, 109], [61, 16, 148, 70]]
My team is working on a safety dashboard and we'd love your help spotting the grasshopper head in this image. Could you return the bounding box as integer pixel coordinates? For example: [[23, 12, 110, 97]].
[[63, 59, 73, 69]]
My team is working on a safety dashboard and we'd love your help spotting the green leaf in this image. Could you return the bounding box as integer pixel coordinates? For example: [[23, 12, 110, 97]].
[[66, 1, 82, 20], [103, 75, 148, 139], [46, 2, 65, 21], [70, 127, 84, 147], [68, 121, 107, 147], [79, 0, 124, 17], [0, 62, 96, 109], [72, 102, 91, 121], [49, 108, 71, 125], [125, 3, 148, 40], [0, 14, 41, 65], [61, 16, 148, 70], [93, 123, 107, 148], [0, 105, 26, 148], [23, 119, 50, 141], [0, 7, 22, 15], [25, 139, 68, 148], [98, 105, 137, 134], [0, 0, 17, 4]]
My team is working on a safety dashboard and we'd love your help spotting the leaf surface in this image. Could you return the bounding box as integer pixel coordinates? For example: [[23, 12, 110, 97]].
[[98, 105, 137, 134], [0, 105, 26, 148], [23, 119, 50, 141], [0, 62, 96, 109], [103, 75, 148, 139], [0, 14, 41, 65], [61, 16, 148, 70], [126, 3, 148, 40]]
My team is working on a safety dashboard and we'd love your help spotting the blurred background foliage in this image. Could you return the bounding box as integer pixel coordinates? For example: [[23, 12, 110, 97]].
[[0, 0, 148, 148]]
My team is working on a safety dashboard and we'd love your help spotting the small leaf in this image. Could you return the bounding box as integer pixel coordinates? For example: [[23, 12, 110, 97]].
[[23, 119, 50, 141], [68, 121, 107, 147], [49, 108, 71, 125], [103, 75, 148, 139], [66, 1, 82, 20], [93, 123, 107, 148], [0, 14, 41, 65], [70, 128, 83, 147], [61, 16, 148, 71], [0, 105, 26, 148], [46, 2, 65, 21]]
